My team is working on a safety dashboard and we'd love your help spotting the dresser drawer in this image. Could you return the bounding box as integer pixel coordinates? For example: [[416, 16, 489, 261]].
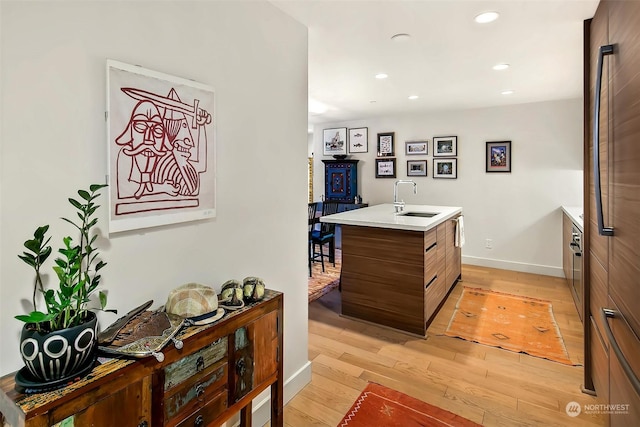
[[174, 388, 228, 427], [165, 337, 228, 391], [164, 361, 227, 423]]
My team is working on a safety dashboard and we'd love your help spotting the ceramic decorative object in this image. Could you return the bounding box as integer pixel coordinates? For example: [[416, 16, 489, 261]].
[[20, 311, 97, 382], [219, 280, 244, 309], [242, 277, 266, 303]]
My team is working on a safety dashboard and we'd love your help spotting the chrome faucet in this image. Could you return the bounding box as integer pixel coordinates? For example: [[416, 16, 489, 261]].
[[394, 180, 417, 213]]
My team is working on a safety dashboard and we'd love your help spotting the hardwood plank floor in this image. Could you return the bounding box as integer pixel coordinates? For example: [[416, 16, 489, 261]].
[[270, 265, 605, 426]]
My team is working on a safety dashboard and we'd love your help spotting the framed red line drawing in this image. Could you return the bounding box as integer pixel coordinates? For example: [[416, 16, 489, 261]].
[[107, 60, 216, 233]]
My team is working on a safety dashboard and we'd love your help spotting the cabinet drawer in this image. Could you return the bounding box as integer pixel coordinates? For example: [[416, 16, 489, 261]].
[[423, 228, 437, 250], [174, 388, 228, 427], [424, 275, 445, 322], [165, 337, 228, 391], [424, 242, 438, 284], [165, 362, 227, 423]]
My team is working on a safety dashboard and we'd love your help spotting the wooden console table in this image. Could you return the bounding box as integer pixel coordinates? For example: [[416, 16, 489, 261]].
[[0, 290, 283, 427]]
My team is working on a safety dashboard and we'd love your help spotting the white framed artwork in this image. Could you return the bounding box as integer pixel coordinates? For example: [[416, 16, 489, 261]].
[[107, 60, 216, 233]]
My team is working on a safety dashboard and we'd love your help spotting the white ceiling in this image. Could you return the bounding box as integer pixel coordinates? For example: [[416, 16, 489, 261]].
[[271, 0, 599, 127]]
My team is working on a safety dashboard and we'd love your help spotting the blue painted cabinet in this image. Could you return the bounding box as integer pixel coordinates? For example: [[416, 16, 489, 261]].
[[322, 160, 359, 202]]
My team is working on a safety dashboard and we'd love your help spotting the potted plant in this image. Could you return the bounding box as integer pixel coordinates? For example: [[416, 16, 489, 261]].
[[16, 184, 113, 384]]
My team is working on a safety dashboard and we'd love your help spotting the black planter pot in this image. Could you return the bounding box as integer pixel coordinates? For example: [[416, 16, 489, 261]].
[[19, 311, 98, 383]]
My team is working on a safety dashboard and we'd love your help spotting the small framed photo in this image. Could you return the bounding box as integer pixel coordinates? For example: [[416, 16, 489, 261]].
[[433, 158, 457, 179], [407, 160, 427, 177], [323, 127, 347, 156], [433, 136, 457, 157], [348, 127, 368, 153], [375, 158, 396, 178], [486, 141, 512, 173], [405, 140, 428, 155], [377, 132, 395, 157]]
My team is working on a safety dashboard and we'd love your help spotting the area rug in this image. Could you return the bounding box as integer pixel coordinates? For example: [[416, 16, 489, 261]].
[[338, 382, 481, 427], [444, 286, 574, 365], [308, 249, 341, 303]]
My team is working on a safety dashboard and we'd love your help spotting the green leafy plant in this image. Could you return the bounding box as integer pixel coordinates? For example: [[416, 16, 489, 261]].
[[16, 184, 113, 332]]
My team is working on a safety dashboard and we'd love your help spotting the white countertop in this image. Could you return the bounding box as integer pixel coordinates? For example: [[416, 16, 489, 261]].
[[320, 203, 462, 232], [562, 206, 583, 232]]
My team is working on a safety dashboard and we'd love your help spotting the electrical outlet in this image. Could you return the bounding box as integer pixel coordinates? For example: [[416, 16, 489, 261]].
[[485, 239, 493, 249]]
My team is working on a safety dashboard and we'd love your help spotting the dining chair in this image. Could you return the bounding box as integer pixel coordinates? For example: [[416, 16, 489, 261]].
[[311, 201, 339, 272], [308, 202, 319, 277]]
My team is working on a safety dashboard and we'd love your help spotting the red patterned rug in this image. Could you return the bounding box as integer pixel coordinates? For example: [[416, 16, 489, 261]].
[[308, 249, 341, 303], [444, 286, 575, 365], [338, 382, 481, 426]]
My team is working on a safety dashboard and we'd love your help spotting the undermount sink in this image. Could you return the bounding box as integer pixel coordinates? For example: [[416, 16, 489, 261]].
[[398, 211, 439, 218]]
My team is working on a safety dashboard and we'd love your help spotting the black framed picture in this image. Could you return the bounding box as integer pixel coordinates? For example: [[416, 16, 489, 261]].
[[486, 141, 511, 173], [375, 158, 396, 178], [377, 132, 395, 157], [433, 136, 457, 157], [405, 141, 428, 155], [348, 127, 368, 153], [323, 127, 347, 156], [407, 160, 427, 176], [433, 158, 457, 179]]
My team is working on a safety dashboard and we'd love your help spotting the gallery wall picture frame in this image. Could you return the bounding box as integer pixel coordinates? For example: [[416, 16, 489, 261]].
[[348, 127, 368, 153], [433, 136, 457, 157], [486, 141, 512, 173], [433, 158, 457, 179], [375, 158, 396, 178], [323, 127, 347, 156], [407, 160, 427, 177], [405, 140, 429, 155], [377, 132, 395, 157]]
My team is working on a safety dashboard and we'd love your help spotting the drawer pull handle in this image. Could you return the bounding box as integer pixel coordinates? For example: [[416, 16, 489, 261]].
[[195, 384, 205, 399], [196, 355, 205, 372], [425, 275, 437, 289], [194, 414, 204, 427], [600, 308, 640, 396], [138, 421, 148, 427]]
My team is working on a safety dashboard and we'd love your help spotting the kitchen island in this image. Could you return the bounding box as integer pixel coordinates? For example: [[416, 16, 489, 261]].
[[321, 204, 463, 336]]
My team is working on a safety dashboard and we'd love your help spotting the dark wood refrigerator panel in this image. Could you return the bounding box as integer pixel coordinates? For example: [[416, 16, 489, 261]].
[[607, 0, 640, 342], [585, 1, 640, 425]]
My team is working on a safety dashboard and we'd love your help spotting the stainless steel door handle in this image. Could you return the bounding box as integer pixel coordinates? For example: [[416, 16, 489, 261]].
[[593, 44, 615, 237]]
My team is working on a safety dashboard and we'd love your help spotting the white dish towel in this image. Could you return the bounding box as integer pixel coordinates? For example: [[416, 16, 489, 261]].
[[454, 216, 465, 248]]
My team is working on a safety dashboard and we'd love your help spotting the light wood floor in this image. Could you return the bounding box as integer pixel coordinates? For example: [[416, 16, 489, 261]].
[[272, 264, 605, 427]]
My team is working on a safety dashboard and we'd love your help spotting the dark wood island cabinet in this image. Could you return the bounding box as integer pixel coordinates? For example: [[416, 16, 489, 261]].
[[0, 290, 283, 427], [322, 203, 462, 337]]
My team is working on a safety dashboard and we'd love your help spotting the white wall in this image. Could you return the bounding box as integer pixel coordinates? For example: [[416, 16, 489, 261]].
[[313, 99, 583, 276], [0, 0, 310, 421]]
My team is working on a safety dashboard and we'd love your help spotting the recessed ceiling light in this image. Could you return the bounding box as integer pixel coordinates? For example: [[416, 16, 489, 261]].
[[408, 95, 419, 100], [493, 63, 510, 71], [375, 73, 388, 79], [391, 33, 411, 42], [308, 98, 327, 114], [501, 90, 514, 95], [475, 11, 499, 24]]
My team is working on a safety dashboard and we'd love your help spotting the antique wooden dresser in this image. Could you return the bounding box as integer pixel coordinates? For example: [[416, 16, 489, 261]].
[[0, 290, 283, 427]]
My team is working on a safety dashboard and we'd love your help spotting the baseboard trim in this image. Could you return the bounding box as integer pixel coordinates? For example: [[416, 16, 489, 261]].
[[462, 255, 564, 278], [247, 360, 312, 427]]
